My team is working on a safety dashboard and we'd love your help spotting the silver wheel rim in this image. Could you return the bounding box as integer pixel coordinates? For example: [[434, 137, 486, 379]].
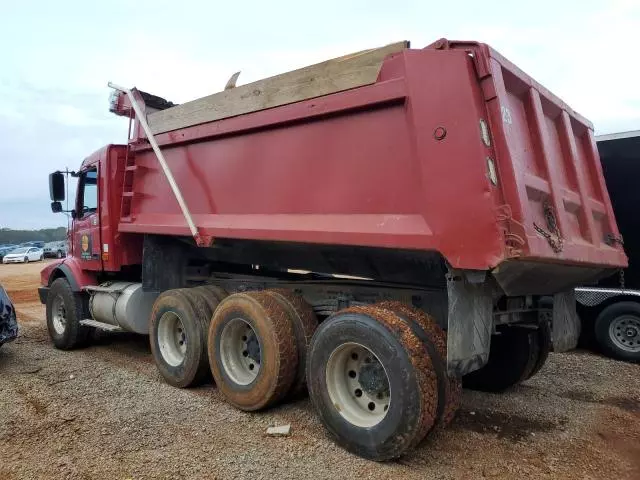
[[219, 318, 261, 385], [157, 312, 187, 367], [609, 315, 640, 353], [51, 295, 66, 335], [325, 342, 391, 428]]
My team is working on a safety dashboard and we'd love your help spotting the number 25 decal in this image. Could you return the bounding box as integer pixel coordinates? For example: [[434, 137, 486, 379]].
[[501, 105, 513, 125]]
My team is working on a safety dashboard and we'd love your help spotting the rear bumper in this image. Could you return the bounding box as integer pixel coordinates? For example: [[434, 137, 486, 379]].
[[492, 260, 617, 296], [38, 287, 49, 304]]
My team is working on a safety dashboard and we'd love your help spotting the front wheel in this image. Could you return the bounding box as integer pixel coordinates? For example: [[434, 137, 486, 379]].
[[46, 278, 91, 350], [56, 251, 63, 259], [595, 302, 640, 362], [23, 257, 29, 263]]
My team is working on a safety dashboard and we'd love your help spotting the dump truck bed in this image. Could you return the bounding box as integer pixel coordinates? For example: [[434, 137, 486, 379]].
[[114, 39, 626, 294]]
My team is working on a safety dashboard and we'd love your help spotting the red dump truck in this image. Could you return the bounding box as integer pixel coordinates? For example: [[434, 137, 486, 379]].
[[38, 39, 626, 460]]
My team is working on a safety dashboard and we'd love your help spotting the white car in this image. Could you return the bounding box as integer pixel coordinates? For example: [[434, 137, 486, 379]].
[[2, 247, 44, 264]]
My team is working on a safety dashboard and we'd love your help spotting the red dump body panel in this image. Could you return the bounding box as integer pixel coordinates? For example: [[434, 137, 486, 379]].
[[118, 39, 626, 273]]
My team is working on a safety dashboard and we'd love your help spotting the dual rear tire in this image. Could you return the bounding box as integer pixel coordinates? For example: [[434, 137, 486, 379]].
[[307, 302, 461, 461], [462, 322, 552, 392], [207, 290, 318, 410], [149, 289, 458, 461], [149, 286, 227, 388], [150, 287, 320, 409]]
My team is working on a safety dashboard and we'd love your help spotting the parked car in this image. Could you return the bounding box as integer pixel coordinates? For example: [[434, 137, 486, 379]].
[[20, 241, 45, 249], [2, 247, 44, 264], [0, 285, 18, 348], [43, 241, 67, 258], [0, 245, 18, 261]]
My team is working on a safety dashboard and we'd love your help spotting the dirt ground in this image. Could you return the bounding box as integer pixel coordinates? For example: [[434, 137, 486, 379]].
[[0, 261, 638, 480]]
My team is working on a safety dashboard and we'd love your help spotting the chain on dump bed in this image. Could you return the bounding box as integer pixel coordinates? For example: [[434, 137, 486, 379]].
[[533, 202, 564, 254]]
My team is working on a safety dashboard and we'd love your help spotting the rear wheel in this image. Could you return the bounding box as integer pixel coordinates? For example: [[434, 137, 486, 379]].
[[190, 285, 227, 320], [527, 319, 552, 379], [463, 326, 540, 392], [56, 250, 63, 259], [149, 289, 212, 388], [24, 257, 28, 263], [377, 301, 461, 427], [264, 289, 318, 397], [46, 278, 91, 350], [307, 305, 438, 461], [208, 291, 298, 411], [595, 302, 640, 362]]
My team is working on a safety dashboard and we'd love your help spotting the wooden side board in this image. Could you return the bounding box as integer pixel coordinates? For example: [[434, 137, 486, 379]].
[[147, 41, 409, 135]]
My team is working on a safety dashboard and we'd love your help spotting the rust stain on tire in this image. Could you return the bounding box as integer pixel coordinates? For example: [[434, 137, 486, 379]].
[[208, 291, 298, 411], [377, 301, 462, 428], [339, 304, 438, 450], [263, 289, 318, 397]]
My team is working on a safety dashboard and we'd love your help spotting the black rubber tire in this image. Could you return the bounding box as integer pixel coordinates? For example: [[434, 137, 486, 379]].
[[56, 251, 63, 259], [527, 319, 552, 379], [377, 301, 462, 428], [208, 291, 298, 411], [264, 289, 318, 397], [46, 278, 91, 350], [24, 257, 28, 264], [307, 305, 438, 461], [190, 285, 226, 317], [594, 302, 640, 363], [195, 284, 228, 304], [149, 288, 212, 388], [463, 326, 540, 392]]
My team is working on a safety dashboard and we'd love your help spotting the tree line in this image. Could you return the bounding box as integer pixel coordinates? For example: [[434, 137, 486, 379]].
[[0, 227, 67, 245]]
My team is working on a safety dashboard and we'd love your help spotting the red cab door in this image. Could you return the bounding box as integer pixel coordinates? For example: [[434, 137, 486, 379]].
[[73, 166, 102, 271]]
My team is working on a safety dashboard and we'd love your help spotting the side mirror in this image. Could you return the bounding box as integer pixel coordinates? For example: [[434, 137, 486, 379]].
[[49, 172, 65, 202], [51, 201, 63, 213]]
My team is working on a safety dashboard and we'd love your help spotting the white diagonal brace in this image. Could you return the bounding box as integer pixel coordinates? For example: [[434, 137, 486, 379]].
[[108, 82, 199, 242]]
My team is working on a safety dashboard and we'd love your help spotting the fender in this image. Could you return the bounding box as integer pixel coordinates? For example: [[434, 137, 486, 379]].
[[40, 257, 98, 292]]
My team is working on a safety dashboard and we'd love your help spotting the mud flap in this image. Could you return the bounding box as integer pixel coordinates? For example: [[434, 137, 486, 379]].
[[551, 290, 580, 352], [446, 270, 493, 376]]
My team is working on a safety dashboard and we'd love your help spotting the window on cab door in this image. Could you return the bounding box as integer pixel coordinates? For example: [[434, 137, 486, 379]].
[[78, 168, 98, 218]]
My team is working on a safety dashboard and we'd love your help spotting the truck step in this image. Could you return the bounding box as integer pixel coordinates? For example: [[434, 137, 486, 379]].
[[80, 319, 122, 332]]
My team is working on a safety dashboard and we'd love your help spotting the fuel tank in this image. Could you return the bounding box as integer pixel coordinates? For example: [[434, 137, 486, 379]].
[[89, 282, 158, 334]]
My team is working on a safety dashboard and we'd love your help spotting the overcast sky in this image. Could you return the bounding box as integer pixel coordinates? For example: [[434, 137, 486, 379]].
[[1, 0, 638, 229]]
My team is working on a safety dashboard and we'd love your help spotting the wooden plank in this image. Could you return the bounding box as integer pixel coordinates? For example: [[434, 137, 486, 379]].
[[148, 41, 408, 135]]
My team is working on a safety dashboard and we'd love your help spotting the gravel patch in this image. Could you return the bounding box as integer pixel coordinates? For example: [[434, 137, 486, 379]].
[[0, 263, 638, 479]]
